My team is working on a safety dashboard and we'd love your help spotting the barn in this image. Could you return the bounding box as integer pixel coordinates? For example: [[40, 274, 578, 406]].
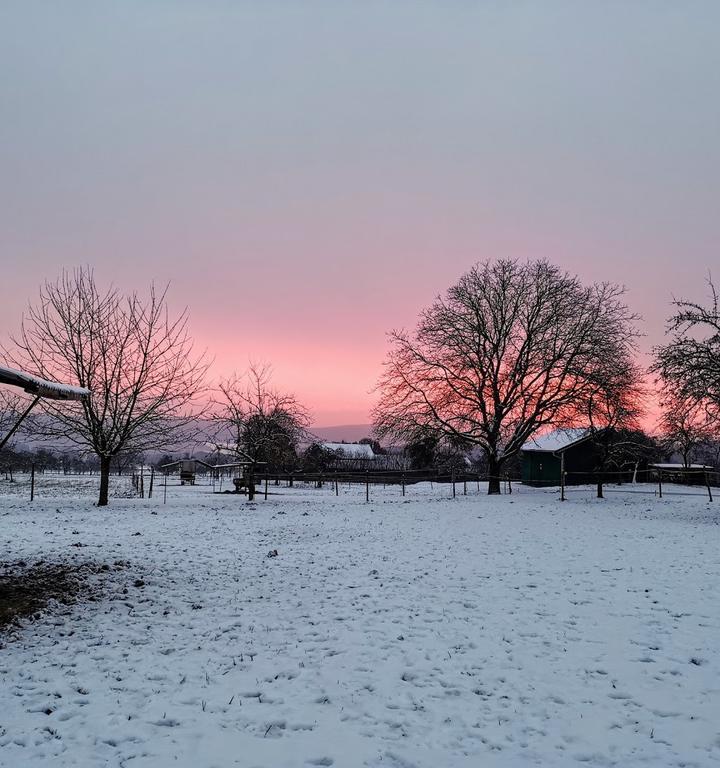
[[321, 442, 376, 470], [520, 429, 600, 487]]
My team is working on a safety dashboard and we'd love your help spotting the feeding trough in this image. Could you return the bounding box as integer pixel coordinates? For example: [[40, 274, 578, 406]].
[[160, 458, 215, 485]]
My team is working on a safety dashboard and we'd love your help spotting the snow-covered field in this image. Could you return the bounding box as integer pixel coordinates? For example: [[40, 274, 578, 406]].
[[1, 477, 718, 767]]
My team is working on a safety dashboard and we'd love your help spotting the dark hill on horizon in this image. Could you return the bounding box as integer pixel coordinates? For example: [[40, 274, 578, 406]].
[[310, 424, 374, 443]]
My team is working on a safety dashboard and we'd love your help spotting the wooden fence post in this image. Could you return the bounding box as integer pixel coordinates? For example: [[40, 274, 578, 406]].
[[148, 467, 154, 499], [705, 472, 713, 502]]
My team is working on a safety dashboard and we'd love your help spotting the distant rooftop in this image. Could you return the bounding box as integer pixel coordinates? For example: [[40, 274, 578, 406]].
[[650, 463, 713, 470], [322, 442, 375, 459]]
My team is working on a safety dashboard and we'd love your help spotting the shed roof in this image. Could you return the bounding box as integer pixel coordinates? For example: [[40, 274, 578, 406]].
[[649, 463, 713, 471], [0, 365, 89, 401], [521, 428, 591, 453]]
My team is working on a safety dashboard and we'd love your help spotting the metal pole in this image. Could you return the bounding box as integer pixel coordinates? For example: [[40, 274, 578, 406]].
[[264, 475, 268, 500], [163, 470, 168, 504], [658, 470, 663, 499], [366, 470, 369, 502], [705, 472, 713, 502], [335, 472, 338, 496], [452, 471, 456, 498], [248, 466, 255, 501], [148, 467, 154, 499], [402, 472, 406, 497], [560, 452, 566, 502], [30, 462, 35, 501], [0, 394, 41, 453]]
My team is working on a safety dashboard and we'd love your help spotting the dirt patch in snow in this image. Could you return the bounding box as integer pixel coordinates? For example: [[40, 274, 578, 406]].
[[0, 558, 127, 633]]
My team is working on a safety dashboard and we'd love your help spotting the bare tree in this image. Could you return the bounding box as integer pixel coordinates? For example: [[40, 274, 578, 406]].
[[6, 268, 208, 505], [658, 392, 715, 468], [696, 439, 720, 474], [654, 278, 720, 424], [373, 259, 640, 494], [300, 443, 335, 474], [576, 354, 647, 498], [111, 449, 147, 477], [212, 362, 310, 471]]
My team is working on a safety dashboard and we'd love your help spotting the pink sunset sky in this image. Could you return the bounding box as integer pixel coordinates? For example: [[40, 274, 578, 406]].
[[1, 2, 719, 427]]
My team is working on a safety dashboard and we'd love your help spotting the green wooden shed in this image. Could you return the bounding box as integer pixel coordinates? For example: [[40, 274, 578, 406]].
[[521, 429, 599, 487]]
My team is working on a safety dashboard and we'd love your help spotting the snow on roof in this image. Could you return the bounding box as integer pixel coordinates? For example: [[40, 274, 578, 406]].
[[521, 428, 591, 453], [322, 442, 375, 459], [0, 365, 89, 401]]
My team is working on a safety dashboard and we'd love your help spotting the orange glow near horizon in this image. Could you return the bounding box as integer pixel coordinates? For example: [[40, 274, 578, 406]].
[[198, 335, 382, 427], [200, 328, 663, 432]]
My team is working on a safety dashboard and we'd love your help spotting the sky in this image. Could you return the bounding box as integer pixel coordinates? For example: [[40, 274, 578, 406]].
[[1, 1, 719, 426]]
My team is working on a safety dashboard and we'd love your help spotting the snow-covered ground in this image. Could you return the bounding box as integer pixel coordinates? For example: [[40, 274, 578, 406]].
[[0, 477, 718, 767]]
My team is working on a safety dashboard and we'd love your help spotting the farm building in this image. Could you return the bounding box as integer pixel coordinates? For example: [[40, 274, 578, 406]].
[[521, 429, 600, 487], [321, 442, 376, 469]]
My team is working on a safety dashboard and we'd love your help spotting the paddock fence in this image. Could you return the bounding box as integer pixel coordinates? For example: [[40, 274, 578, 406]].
[[1, 464, 717, 503]]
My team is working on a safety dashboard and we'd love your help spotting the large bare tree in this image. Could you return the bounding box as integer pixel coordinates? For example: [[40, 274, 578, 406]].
[[6, 268, 208, 505], [373, 259, 639, 493], [212, 362, 310, 471], [654, 278, 720, 425]]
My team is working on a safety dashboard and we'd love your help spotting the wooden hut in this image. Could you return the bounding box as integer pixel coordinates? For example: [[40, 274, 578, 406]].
[[521, 429, 600, 487]]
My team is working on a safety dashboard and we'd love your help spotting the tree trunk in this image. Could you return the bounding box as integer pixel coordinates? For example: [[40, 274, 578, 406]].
[[596, 449, 609, 498], [98, 455, 111, 506], [487, 456, 501, 495], [247, 469, 255, 501]]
